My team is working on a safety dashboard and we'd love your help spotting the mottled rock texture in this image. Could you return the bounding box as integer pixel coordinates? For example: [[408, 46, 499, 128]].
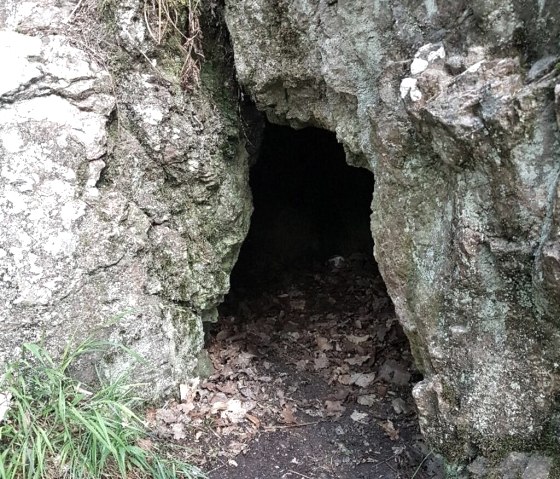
[[0, 0, 251, 397], [225, 0, 560, 472]]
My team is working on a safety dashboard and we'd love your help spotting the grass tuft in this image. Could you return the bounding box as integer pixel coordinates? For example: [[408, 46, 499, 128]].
[[0, 339, 205, 479]]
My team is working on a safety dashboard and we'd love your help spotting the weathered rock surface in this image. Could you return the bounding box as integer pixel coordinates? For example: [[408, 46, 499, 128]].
[[225, 0, 560, 473], [0, 0, 251, 396]]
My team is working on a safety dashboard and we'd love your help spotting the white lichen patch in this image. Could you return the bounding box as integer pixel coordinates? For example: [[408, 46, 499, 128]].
[[400, 77, 422, 101], [0, 31, 42, 96], [410, 43, 446, 76], [411, 58, 429, 75]]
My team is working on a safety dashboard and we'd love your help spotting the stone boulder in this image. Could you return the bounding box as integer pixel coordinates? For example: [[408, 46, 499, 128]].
[[225, 0, 560, 472], [0, 0, 252, 396]]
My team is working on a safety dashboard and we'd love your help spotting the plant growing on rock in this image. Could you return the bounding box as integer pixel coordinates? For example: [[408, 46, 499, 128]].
[[143, 0, 203, 90]]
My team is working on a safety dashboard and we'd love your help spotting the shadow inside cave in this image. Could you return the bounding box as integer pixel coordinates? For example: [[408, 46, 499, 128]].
[[200, 124, 442, 478]]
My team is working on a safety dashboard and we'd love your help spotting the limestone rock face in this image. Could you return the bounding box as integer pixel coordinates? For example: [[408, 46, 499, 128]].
[[0, 0, 251, 396], [225, 0, 560, 470]]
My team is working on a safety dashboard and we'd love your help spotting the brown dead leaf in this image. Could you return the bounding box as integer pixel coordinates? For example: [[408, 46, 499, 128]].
[[281, 405, 297, 424], [350, 372, 376, 388], [172, 423, 186, 441], [316, 336, 333, 351], [344, 355, 370, 366], [246, 413, 261, 428], [216, 381, 239, 395], [325, 400, 346, 416], [347, 335, 370, 344], [380, 420, 400, 440], [314, 353, 329, 370], [295, 359, 308, 371]]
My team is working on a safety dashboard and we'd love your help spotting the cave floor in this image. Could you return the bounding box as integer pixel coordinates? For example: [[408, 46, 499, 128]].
[[146, 257, 444, 478]]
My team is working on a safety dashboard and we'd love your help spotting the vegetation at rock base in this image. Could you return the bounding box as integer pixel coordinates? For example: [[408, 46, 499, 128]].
[[0, 340, 205, 479]]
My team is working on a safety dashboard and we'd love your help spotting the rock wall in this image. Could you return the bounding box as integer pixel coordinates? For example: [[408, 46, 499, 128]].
[[0, 0, 251, 396], [225, 0, 560, 472]]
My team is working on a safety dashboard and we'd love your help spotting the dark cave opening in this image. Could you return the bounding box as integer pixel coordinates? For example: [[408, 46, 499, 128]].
[[203, 124, 432, 478], [230, 123, 377, 290]]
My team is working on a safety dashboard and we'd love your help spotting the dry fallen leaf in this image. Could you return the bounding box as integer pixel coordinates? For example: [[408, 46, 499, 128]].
[[246, 413, 261, 428], [314, 353, 329, 370], [347, 335, 370, 345], [281, 405, 297, 424], [350, 410, 369, 424], [344, 355, 370, 366], [316, 336, 333, 351], [172, 423, 186, 441], [357, 394, 377, 406], [325, 400, 346, 416], [380, 420, 400, 440], [350, 372, 376, 388]]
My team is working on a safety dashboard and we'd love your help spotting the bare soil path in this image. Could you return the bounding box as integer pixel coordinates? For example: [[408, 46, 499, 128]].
[[147, 257, 444, 479]]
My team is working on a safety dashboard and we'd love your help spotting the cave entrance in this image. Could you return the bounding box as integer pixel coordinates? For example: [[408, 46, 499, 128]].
[[231, 123, 377, 289], [204, 124, 433, 478]]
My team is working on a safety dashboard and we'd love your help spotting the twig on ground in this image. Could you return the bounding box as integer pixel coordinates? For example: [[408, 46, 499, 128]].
[[264, 420, 322, 431], [412, 450, 433, 479], [287, 470, 313, 479], [372, 453, 399, 468]]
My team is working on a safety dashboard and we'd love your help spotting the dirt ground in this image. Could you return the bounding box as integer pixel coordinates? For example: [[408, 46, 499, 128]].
[[146, 256, 444, 479]]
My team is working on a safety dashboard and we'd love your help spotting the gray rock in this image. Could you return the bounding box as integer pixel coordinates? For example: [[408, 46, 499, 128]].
[[527, 56, 559, 83], [224, 0, 560, 469], [499, 452, 530, 479], [0, 0, 251, 397], [522, 456, 553, 479], [2, 0, 560, 473], [467, 456, 488, 477]]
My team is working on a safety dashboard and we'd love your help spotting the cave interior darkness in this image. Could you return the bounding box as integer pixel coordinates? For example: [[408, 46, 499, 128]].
[[206, 124, 429, 477], [229, 123, 379, 291]]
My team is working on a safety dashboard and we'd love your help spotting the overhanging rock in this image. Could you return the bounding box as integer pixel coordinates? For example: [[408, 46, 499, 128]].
[[225, 0, 560, 472]]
